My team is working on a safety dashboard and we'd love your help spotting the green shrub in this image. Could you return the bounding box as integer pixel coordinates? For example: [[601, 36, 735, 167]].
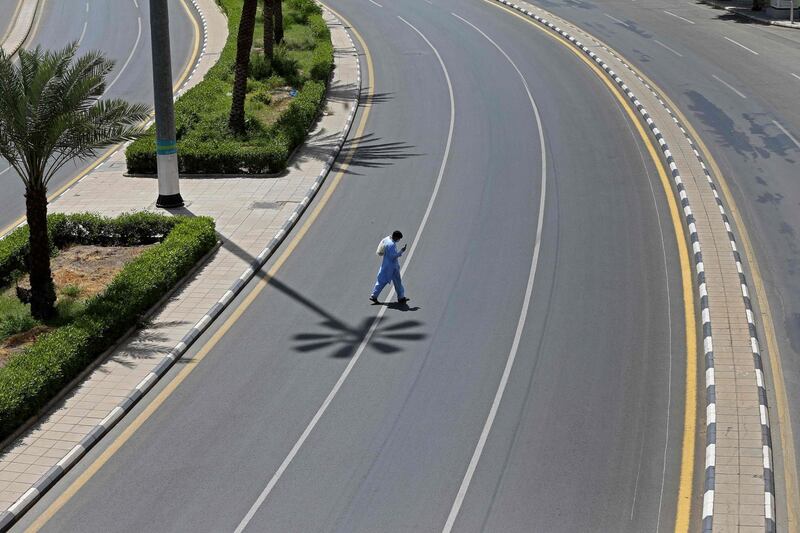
[[271, 44, 300, 85], [0, 214, 216, 439], [287, 0, 320, 23], [250, 53, 273, 80], [0, 312, 37, 340], [309, 40, 333, 82], [0, 226, 30, 287]]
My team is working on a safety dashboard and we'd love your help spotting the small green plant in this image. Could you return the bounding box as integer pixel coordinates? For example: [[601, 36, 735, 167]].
[[54, 298, 85, 325], [271, 44, 300, 84], [0, 313, 37, 340], [60, 284, 81, 298]]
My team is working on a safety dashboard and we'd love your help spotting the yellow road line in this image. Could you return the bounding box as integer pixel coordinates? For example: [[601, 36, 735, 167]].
[[24, 5, 373, 531], [602, 51, 799, 531], [480, 2, 698, 530], [0, 0, 202, 240]]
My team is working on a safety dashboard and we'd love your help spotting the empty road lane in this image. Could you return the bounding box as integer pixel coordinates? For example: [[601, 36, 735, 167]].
[[14, 0, 694, 531]]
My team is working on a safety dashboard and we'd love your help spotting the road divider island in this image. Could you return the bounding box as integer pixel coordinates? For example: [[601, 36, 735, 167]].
[[0, 0, 336, 444], [0, 213, 216, 442], [126, 0, 334, 174]]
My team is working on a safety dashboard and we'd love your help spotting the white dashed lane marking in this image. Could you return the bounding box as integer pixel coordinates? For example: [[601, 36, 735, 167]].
[[663, 10, 695, 24], [724, 36, 759, 55], [711, 74, 746, 99]]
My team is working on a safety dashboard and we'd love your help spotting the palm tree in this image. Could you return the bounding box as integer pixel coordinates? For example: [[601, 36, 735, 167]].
[[0, 44, 147, 320], [263, 0, 274, 60], [229, 0, 259, 134], [274, 0, 284, 44]]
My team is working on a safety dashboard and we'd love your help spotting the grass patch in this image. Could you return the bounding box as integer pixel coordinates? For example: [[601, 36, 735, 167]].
[[125, 0, 334, 175], [0, 212, 216, 440]]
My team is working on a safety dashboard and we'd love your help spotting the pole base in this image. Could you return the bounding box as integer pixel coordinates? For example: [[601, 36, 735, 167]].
[[156, 193, 185, 208]]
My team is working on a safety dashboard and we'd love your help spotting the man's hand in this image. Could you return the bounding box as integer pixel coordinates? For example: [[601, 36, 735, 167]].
[[402, 244, 407, 252]]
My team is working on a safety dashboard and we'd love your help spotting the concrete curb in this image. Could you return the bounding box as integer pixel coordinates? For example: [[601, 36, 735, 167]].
[[0, 0, 40, 56], [0, 4, 361, 531], [492, 1, 775, 530]]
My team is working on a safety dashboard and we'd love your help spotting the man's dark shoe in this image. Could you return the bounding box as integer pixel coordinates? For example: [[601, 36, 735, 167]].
[[369, 295, 379, 304], [398, 297, 410, 304]]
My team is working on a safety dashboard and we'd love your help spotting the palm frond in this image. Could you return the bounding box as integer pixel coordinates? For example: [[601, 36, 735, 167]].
[[0, 43, 149, 190]]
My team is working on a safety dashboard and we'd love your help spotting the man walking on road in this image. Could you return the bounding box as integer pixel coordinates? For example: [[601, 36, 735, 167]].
[[370, 230, 409, 304]]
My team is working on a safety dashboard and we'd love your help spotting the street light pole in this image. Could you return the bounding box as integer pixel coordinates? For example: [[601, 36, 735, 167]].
[[149, 0, 184, 208]]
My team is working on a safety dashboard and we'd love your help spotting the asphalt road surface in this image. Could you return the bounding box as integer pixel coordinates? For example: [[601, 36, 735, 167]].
[[482, 0, 800, 520], [14, 0, 694, 531], [0, 0, 199, 233]]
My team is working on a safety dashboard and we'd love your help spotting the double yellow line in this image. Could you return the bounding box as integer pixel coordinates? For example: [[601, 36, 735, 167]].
[[0, 0, 202, 239]]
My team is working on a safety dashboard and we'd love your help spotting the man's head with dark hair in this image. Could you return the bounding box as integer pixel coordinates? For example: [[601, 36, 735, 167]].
[[391, 230, 403, 241]]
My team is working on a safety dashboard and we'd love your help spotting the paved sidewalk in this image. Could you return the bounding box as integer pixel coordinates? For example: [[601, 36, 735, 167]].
[[701, 0, 800, 29], [497, 1, 775, 531], [0, 0, 40, 55], [0, 0, 360, 527]]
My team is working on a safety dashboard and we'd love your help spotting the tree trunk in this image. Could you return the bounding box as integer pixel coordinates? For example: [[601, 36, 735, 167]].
[[25, 185, 56, 320], [263, 0, 274, 60], [228, 0, 259, 134], [274, 0, 284, 44]]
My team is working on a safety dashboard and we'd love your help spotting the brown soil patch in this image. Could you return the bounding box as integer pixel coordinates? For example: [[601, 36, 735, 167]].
[[16, 244, 153, 300], [1, 244, 153, 364]]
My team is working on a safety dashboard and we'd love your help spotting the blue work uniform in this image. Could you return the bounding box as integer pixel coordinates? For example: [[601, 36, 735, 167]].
[[371, 237, 405, 300]]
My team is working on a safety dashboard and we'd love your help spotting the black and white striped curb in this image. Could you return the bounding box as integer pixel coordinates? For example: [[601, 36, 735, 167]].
[[491, 1, 720, 530], [598, 44, 776, 533], [0, 6, 361, 531], [178, 0, 210, 99]]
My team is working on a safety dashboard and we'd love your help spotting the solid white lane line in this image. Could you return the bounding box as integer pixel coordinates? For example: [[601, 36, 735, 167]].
[[654, 39, 684, 57], [368, 0, 383, 6], [103, 13, 142, 96], [724, 36, 759, 55], [0, 165, 10, 177], [443, 13, 546, 533], [78, 21, 88, 46], [792, 73, 800, 81], [663, 10, 695, 24], [233, 14, 457, 533], [773, 120, 800, 150], [604, 13, 630, 27], [711, 74, 746, 99]]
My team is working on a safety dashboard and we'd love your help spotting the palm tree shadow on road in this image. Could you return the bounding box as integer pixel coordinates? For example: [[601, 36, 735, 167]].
[[157, 213, 428, 360]]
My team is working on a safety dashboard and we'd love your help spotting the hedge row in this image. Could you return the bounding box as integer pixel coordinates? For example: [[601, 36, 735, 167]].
[[0, 213, 216, 440], [125, 0, 334, 175]]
